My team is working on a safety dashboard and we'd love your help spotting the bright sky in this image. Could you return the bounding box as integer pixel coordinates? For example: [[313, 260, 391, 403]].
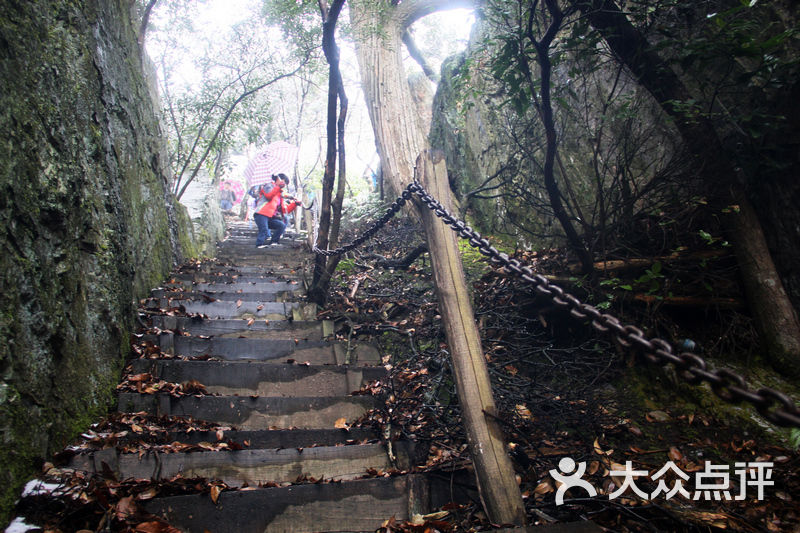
[[149, 0, 475, 188], [197, 0, 253, 28]]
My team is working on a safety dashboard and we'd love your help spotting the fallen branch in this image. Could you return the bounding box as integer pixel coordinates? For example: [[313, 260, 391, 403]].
[[367, 244, 428, 270], [568, 250, 730, 274], [633, 294, 743, 309]]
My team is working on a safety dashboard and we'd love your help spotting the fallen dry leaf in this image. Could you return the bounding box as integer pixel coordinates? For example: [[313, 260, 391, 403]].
[[534, 480, 554, 495], [594, 438, 614, 456], [210, 485, 222, 504], [115, 495, 136, 520], [134, 522, 182, 533], [646, 410, 671, 422], [515, 404, 533, 420], [668, 446, 683, 462]]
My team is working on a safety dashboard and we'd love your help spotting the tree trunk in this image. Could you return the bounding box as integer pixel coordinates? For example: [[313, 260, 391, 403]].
[[416, 150, 526, 526], [350, 1, 525, 522], [528, 0, 594, 274], [309, 0, 346, 305], [350, 1, 425, 199], [349, 0, 472, 198], [574, 0, 800, 375], [728, 186, 800, 368]]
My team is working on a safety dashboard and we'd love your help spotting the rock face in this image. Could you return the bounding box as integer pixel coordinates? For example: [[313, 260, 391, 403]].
[[430, 4, 800, 306], [0, 0, 196, 523], [429, 23, 680, 252]]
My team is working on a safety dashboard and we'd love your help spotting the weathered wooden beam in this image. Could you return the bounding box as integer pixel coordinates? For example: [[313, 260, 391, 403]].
[[414, 150, 527, 526]]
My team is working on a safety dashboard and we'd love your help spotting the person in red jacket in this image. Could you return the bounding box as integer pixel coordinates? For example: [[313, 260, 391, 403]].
[[254, 173, 301, 247]]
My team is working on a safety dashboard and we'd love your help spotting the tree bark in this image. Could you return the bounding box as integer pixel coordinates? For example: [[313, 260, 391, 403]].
[[527, 0, 594, 274], [416, 150, 526, 526], [309, 0, 347, 305], [137, 0, 158, 47], [573, 0, 800, 374], [349, 0, 473, 198], [350, 1, 426, 199]]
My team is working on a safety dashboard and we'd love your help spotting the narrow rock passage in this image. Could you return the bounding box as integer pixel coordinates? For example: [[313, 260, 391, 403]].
[[9, 221, 604, 533], [117, 221, 424, 532]]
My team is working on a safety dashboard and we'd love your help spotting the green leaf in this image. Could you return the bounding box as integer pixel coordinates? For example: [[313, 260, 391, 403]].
[[791, 428, 800, 450]]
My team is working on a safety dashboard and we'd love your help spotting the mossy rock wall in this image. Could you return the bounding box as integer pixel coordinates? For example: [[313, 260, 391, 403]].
[[0, 0, 196, 525]]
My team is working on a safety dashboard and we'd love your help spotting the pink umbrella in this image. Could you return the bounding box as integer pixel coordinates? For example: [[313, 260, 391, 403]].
[[243, 141, 300, 189], [220, 180, 245, 203]]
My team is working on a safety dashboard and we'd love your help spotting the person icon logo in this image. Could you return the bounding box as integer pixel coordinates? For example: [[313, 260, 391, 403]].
[[549, 457, 598, 505]]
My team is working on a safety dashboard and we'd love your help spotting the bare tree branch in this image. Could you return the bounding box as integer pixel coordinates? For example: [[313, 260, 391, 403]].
[[138, 0, 159, 47], [402, 30, 439, 83]]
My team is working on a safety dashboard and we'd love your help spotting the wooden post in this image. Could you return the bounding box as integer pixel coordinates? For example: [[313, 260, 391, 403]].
[[414, 150, 527, 526]]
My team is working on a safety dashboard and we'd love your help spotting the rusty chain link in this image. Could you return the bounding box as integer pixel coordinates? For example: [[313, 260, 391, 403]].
[[313, 180, 800, 428]]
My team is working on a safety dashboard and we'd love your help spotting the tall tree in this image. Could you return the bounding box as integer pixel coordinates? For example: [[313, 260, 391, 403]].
[[349, 0, 473, 198], [522, 0, 593, 272], [349, 0, 527, 524], [308, 0, 349, 304]]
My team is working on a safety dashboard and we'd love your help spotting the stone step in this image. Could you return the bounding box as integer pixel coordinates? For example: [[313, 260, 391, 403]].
[[216, 244, 307, 258], [69, 441, 414, 488], [493, 524, 603, 533], [221, 229, 303, 239], [174, 266, 304, 280], [117, 393, 377, 430], [149, 316, 331, 339], [71, 427, 377, 451], [142, 335, 380, 365], [213, 257, 307, 269], [150, 288, 301, 303], [144, 299, 314, 320], [143, 475, 429, 533], [221, 232, 304, 242], [160, 280, 303, 293], [160, 427, 378, 449], [168, 273, 304, 292], [128, 360, 386, 396]]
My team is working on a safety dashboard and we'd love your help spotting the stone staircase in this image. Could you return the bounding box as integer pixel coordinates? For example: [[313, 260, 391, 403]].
[[8, 221, 607, 533], [64, 222, 441, 532]]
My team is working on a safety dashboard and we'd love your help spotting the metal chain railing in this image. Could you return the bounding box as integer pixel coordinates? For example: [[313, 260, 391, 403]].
[[312, 186, 415, 257], [313, 180, 800, 428]]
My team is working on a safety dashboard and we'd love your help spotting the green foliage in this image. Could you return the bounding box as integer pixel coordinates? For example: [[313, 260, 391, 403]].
[[335, 257, 356, 275], [597, 277, 632, 309], [457, 238, 495, 281], [665, 0, 799, 176], [262, 0, 326, 53], [635, 261, 664, 294], [791, 428, 800, 450], [145, 2, 315, 197]]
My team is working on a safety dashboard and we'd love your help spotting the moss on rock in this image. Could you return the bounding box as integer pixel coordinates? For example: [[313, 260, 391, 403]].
[[0, 0, 195, 526]]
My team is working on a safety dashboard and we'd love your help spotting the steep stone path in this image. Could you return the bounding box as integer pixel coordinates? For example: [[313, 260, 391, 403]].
[[68, 222, 434, 532], [9, 221, 604, 533]]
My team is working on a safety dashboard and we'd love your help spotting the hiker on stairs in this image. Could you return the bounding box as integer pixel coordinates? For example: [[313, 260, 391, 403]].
[[254, 173, 302, 248]]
